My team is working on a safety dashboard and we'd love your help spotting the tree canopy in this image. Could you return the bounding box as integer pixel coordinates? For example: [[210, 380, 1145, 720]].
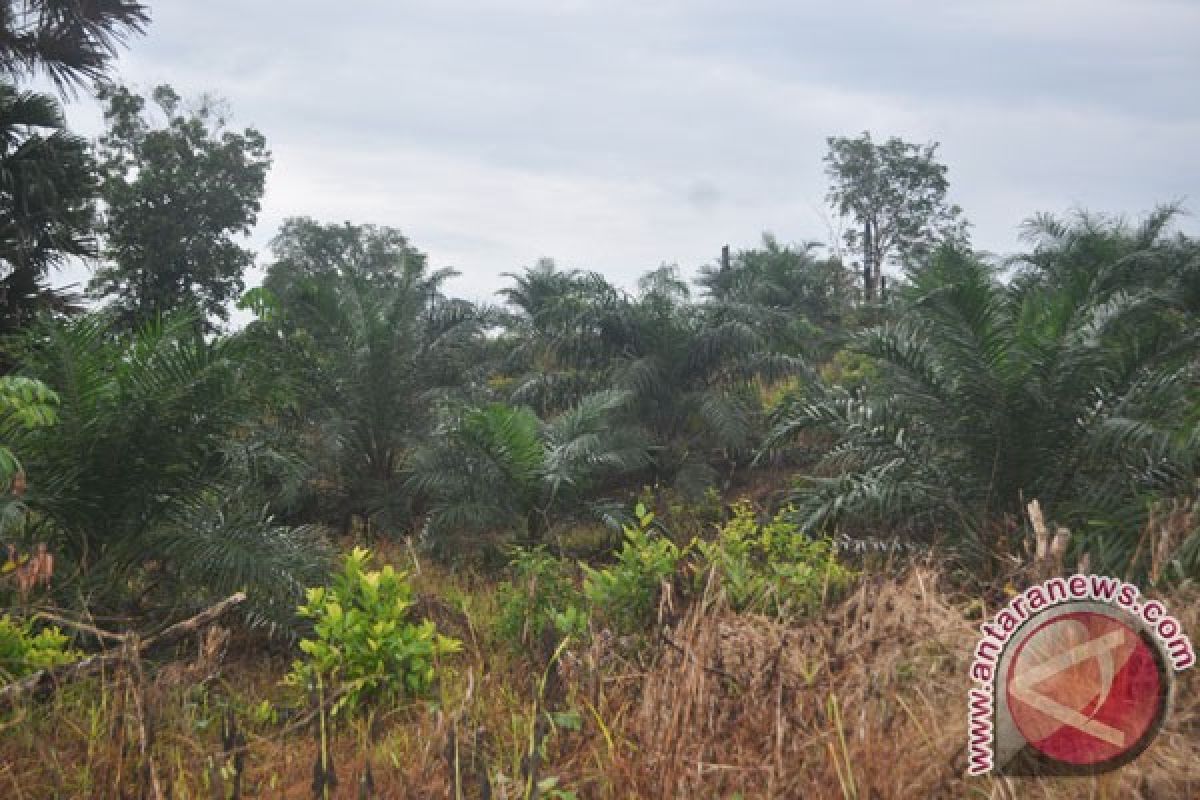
[[89, 84, 271, 330], [826, 132, 967, 302]]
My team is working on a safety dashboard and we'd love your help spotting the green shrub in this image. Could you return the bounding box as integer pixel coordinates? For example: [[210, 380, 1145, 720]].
[[495, 547, 588, 649], [0, 615, 80, 679], [285, 547, 460, 715], [640, 484, 725, 541], [583, 504, 682, 634], [695, 501, 853, 619], [819, 348, 878, 392]]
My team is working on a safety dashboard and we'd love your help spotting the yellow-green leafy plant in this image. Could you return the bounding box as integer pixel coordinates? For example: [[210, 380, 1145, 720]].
[[0, 614, 79, 680], [819, 348, 878, 393], [286, 547, 460, 715], [582, 504, 682, 634], [495, 547, 588, 650], [694, 501, 853, 619]]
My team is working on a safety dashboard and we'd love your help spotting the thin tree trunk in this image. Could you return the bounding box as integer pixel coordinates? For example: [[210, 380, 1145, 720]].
[[862, 220, 875, 302]]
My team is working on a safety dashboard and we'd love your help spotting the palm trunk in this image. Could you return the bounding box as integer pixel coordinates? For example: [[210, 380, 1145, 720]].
[[862, 220, 875, 303]]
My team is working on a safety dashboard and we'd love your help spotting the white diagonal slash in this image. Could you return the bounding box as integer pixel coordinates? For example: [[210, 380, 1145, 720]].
[[1011, 629, 1127, 747]]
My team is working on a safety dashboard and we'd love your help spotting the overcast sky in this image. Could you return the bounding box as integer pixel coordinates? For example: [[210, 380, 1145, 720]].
[[53, 0, 1200, 305]]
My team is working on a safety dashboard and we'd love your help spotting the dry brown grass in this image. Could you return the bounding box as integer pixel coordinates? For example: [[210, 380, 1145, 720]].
[[608, 564, 1200, 799], [2, 553, 1199, 799]]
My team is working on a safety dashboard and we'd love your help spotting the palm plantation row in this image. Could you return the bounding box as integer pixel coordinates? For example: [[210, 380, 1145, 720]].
[[1, 207, 1195, 629], [0, 2, 1186, 630]]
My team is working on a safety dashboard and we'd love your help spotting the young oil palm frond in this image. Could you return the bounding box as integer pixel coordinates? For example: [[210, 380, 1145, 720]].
[[148, 493, 331, 634], [8, 311, 329, 619], [411, 392, 650, 550], [767, 243, 1198, 571], [508, 369, 600, 415], [409, 403, 544, 545], [764, 381, 969, 538], [541, 388, 650, 496]]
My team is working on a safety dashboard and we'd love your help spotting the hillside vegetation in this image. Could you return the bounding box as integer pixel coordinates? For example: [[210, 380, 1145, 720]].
[[0, 3, 1198, 798]]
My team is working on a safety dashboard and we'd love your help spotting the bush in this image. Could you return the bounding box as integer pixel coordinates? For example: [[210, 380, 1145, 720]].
[[819, 348, 878, 393], [285, 548, 460, 715], [495, 547, 588, 650], [695, 501, 853, 619], [583, 504, 683, 634], [0, 615, 79, 680]]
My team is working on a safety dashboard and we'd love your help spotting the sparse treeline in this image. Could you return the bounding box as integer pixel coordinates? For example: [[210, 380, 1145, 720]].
[[0, 1, 1197, 634]]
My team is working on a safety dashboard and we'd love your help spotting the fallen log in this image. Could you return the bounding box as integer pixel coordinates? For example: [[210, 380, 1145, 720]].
[[0, 591, 246, 710]]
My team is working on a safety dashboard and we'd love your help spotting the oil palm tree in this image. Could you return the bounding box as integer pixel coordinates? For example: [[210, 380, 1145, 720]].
[[0, 0, 148, 91], [695, 233, 854, 355], [0, 84, 96, 334], [497, 258, 630, 415], [608, 265, 804, 494], [765, 238, 1198, 574], [253, 236, 489, 534], [8, 311, 328, 627], [409, 389, 650, 549], [497, 262, 805, 496]]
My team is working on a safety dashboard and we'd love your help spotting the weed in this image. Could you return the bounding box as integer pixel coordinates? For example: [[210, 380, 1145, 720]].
[[285, 547, 462, 716]]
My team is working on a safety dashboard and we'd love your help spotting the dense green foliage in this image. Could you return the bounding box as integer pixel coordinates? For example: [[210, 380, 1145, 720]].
[[7, 313, 328, 626], [695, 502, 853, 618], [1, 11, 1197, 798], [411, 391, 649, 548], [0, 6, 1192, 660], [90, 85, 271, 329], [766, 213, 1199, 574], [247, 218, 489, 533]]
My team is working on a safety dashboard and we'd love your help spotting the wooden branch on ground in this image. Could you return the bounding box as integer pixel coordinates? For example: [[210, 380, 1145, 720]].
[[0, 591, 246, 710]]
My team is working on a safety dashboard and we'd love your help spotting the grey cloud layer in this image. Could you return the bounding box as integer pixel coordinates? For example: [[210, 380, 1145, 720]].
[[55, 0, 1200, 301]]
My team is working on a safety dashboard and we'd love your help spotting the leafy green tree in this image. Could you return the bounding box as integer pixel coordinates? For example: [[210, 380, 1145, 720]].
[[0, 85, 96, 334], [0, 0, 148, 91], [825, 132, 966, 302], [286, 547, 461, 715], [265, 216, 428, 292], [90, 84, 271, 330], [765, 236, 1198, 575]]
